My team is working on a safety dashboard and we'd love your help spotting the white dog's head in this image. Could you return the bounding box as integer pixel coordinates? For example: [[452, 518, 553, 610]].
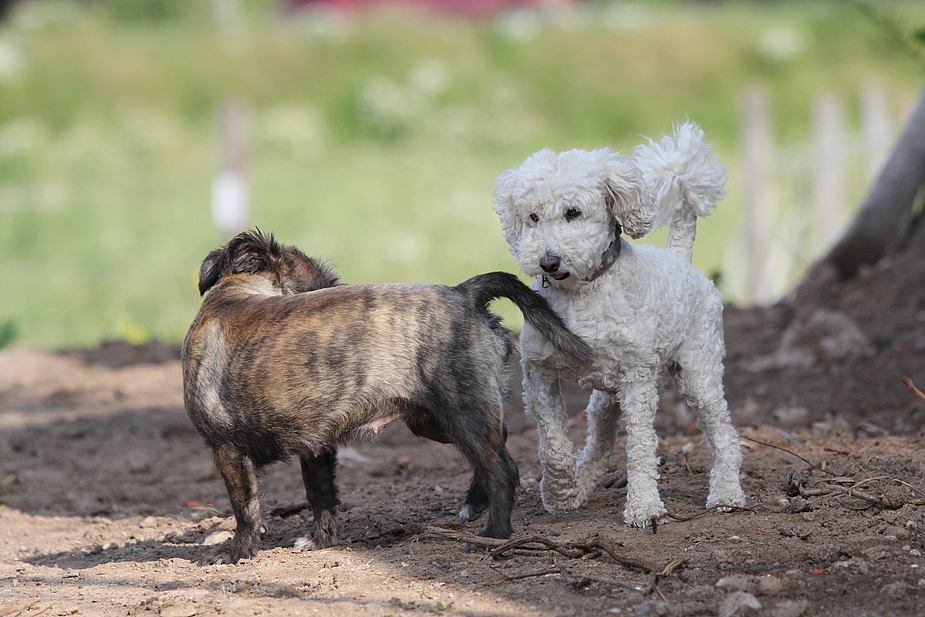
[[493, 148, 655, 289]]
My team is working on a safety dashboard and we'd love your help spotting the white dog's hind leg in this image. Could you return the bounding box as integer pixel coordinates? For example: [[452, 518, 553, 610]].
[[522, 361, 581, 512], [677, 359, 746, 510], [575, 390, 620, 506], [699, 404, 746, 511], [619, 369, 667, 527], [698, 399, 745, 510]]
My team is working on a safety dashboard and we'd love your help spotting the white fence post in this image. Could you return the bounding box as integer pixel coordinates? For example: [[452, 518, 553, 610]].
[[211, 100, 250, 239], [733, 85, 895, 306], [860, 80, 894, 183], [813, 92, 846, 253], [740, 86, 775, 305]]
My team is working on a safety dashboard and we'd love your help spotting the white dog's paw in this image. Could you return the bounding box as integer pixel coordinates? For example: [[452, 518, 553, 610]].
[[575, 460, 611, 505], [539, 480, 583, 513], [623, 500, 668, 528], [706, 486, 747, 512], [538, 463, 584, 513], [540, 492, 585, 513]]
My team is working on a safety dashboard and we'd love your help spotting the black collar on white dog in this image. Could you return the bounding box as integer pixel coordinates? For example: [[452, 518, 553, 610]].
[[583, 219, 623, 283], [582, 232, 621, 283], [541, 221, 622, 288]]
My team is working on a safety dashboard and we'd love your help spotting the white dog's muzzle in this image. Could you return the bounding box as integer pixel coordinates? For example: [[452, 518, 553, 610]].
[[539, 224, 622, 288]]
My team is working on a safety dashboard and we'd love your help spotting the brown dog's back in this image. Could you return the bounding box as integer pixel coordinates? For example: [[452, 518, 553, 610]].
[[184, 282, 508, 464]]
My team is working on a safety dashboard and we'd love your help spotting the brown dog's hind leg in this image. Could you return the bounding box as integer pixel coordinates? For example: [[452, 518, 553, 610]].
[[405, 407, 499, 525], [459, 472, 489, 522], [451, 411, 519, 540], [466, 448, 518, 539], [294, 447, 340, 550], [203, 444, 266, 565], [483, 446, 519, 539], [459, 425, 515, 523]]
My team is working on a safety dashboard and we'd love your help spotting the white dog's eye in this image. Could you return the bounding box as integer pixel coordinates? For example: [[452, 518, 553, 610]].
[[529, 213, 539, 224], [564, 208, 581, 222]]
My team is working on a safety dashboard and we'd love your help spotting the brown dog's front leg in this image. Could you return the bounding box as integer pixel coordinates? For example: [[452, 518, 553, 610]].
[[204, 444, 265, 565], [294, 447, 340, 550]]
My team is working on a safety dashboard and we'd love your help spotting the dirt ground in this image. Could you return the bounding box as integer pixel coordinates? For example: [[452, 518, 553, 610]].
[[3, 236, 925, 617]]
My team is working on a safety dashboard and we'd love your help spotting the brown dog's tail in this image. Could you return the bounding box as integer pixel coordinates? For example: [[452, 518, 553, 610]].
[[456, 272, 593, 360]]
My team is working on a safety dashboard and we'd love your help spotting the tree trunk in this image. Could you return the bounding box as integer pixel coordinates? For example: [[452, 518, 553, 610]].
[[804, 87, 925, 285]]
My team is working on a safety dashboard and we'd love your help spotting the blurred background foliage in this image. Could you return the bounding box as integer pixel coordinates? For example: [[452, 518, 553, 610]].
[[0, 0, 923, 349]]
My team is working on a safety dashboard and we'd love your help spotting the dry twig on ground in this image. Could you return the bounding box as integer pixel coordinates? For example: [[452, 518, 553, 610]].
[[423, 527, 662, 573], [0, 601, 51, 617], [664, 505, 756, 523], [790, 474, 925, 510], [742, 435, 839, 477], [902, 376, 925, 403]]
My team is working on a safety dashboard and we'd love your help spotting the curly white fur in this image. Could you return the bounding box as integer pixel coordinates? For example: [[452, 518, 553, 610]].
[[493, 121, 746, 527]]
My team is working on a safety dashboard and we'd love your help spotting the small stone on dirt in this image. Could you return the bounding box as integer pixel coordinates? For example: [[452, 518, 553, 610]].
[[716, 574, 754, 592], [883, 525, 911, 540], [718, 591, 762, 617], [882, 581, 908, 598], [757, 575, 783, 595], [79, 544, 103, 556], [767, 600, 810, 617], [781, 497, 812, 514], [160, 603, 197, 617], [201, 530, 233, 546]]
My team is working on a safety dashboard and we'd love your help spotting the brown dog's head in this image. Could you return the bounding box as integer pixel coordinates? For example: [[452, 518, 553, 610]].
[[197, 230, 339, 296]]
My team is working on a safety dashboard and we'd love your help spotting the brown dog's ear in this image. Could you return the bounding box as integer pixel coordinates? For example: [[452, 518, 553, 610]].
[[197, 230, 276, 296], [291, 258, 340, 293], [197, 230, 340, 296], [228, 247, 267, 274], [227, 230, 279, 274], [198, 248, 226, 296]]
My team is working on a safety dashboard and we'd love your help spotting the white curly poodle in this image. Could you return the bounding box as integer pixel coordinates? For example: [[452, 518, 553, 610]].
[[493, 121, 746, 527]]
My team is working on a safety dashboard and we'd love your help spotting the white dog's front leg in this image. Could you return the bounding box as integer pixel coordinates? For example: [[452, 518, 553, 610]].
[[575, 390, 620, 506], [522, 360, 580, 513], [620, 371, 667, 527]]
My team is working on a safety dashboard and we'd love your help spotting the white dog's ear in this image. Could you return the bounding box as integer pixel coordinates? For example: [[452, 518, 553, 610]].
[[602, 154, 656, 239], [493, 168, 524, 249]]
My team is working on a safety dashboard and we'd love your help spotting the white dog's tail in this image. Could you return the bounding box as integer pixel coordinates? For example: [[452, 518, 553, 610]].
[[634, 121, 726, 262]]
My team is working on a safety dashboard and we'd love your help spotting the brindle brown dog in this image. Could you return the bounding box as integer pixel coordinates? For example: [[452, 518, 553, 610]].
[[182, 230, 591, 564]]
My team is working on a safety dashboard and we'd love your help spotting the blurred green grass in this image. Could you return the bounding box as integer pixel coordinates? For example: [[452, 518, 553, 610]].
[[0, 0, 923, 349]]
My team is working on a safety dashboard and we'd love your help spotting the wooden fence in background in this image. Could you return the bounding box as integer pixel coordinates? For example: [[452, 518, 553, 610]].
[[734, 81, 899, 306]]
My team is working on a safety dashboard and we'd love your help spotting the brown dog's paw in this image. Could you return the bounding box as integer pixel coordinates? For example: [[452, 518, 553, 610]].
[[198, 537, 257, 566], [458, 503, 486, 522], [294, 511, 338, 551], [293, 531, 337, 551], [199, 549, 237, 566]]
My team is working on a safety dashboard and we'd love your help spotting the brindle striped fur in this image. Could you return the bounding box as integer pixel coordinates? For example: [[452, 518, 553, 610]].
[[182, 230, 591, 564]]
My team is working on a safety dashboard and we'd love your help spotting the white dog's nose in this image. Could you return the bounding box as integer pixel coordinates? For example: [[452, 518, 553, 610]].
[[539, 254, 561, 273]]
